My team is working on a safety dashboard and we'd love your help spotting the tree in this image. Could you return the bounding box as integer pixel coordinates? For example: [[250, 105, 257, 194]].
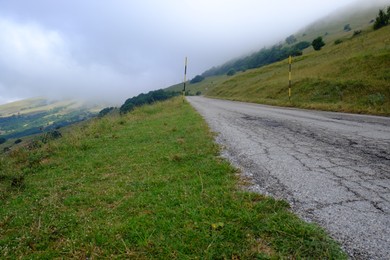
[[190, 75, 205, 84], [344, 24, 351, 31], [119, 89, 178, 114], [227, 69, 236, 76], [98, 107, 115, 117], [285, 35, 297, 45], [312, 37, 325, 51], [373, 6, 390, 30], [293, 41, 311, 50]]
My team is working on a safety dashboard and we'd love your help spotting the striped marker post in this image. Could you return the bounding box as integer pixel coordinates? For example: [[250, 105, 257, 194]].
[[183, 57, 188, 101], [288, 55, 292, 101]]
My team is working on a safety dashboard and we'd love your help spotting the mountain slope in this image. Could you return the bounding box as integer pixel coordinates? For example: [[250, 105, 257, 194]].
[[206, 24, 390, 115], [0, 98, 102, 140], [170, 2, 390, 115]]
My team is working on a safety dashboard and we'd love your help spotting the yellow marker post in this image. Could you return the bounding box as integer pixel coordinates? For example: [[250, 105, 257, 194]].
[[288, 55, 292, 101], [183, 57, 188, 101]]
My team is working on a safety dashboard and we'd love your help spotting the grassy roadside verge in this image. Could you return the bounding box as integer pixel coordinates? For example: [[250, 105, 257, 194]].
[[0, 98, 346, 259]]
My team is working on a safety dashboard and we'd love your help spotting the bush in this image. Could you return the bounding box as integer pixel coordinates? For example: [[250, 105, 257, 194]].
[[344, 24, 351, 31], [285, 35, 297, 45], [42, 130, 62, 143], [227, 69, 236, 76], [196, 91, 202, 96], [334, 39, 343, 45], [353, 30, 362, 36], [120, 89, 179, 114], [190, 75, 205, 84], [293, 41, 311, 50], [14, 139, 22, 144], [99, 107, 115, 117], [0, 137, 6, 145], [373, 6, 390, 30], [366, 93, 385, 106], [312, 37, 325, 51]]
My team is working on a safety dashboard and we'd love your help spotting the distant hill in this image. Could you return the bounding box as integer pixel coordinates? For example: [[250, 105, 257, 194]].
[[166, 1, 390, 115], [0, 98, 103, 140], [197, 1, 388, 79]]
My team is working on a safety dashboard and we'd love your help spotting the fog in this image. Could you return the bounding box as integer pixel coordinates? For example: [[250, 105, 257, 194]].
[[0, 0, 386, 105]]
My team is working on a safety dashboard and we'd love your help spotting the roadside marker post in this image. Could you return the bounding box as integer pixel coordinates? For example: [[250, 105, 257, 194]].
[[183, 57, 188, 101], [288, 55, 292, 101]]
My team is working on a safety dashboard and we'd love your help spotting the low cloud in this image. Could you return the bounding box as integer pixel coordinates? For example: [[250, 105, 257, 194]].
[[1, 0, 381, 105], [0, 19, 138, 104]]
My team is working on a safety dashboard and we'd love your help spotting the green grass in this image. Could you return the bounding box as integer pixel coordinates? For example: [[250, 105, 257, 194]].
[[165, 75, 231, 96], [206, 25, 390, 115], [0, 98, 346, 259]]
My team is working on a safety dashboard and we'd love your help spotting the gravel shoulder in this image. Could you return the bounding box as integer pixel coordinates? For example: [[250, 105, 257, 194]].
[[187, 96, 390, 259]]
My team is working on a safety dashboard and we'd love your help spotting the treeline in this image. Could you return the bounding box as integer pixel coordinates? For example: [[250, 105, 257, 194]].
[[374, 5, 390, 30], [201, 41, 310, 77], [119, 89, 179, 114]]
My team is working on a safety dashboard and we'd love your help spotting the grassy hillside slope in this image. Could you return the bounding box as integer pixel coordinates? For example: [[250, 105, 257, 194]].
[[0, 98, 103, 140], [0, 98, 345, 259], [207, 25, 390, 115]]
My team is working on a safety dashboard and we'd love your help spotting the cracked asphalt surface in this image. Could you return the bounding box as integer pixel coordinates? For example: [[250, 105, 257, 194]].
[[187, 96, 390, 259]]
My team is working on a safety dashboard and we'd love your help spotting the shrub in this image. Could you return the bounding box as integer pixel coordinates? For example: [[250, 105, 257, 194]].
[[285, 35, 297, 45], [366, 93, 385, 106], [99, 107, 115, 117], [0, 137, 6, 144], [227, 69, 236, 76], [312, 37, 325, 51], [353, 30, 362, 36], [42, 130, 62, 143], [120, 102, 135, 114], [293, 41, 311, 50], [344, 24, 351, 31], [334, 39, 343, 45], [373, 6, 390, 30], [120, 89, 179, 114], [190, 75, 205, 84]]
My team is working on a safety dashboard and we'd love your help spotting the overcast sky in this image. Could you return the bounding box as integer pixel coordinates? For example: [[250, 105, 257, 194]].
[[0, 0, 386, 105]]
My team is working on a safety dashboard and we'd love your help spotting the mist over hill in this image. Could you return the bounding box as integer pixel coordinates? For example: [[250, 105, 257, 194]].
[[194, 0, 389, 81], [0, 98, 102, 141]]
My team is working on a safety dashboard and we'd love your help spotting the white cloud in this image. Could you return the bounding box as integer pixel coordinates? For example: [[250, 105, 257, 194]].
[[0, 18, 138, 104], [0, 0, 382, 105]]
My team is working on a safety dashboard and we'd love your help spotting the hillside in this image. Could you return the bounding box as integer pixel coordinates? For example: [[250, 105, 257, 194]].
[[172, 3, 390, 115], [0, 98, 103, 141], [0, 98, 346, 258], [206, 24, 390, 115]]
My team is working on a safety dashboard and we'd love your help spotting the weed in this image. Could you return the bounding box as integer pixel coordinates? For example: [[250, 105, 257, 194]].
[[365, 93, 385, 106]]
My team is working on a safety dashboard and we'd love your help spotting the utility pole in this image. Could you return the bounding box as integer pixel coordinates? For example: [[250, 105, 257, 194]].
[[183, 57, 187, 101], [288, 55, 292, 102]]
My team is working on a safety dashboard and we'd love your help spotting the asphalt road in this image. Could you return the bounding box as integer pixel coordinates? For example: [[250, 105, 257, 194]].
[[187, 96, 390, 259]]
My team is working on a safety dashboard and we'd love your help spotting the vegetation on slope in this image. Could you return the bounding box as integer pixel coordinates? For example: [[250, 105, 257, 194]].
[[206, 24, 390, 115], [0, 98, 101, 141], [0, 98, 345, 259], [165, 4, 389, 116], [119, 89, 178, 114]]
